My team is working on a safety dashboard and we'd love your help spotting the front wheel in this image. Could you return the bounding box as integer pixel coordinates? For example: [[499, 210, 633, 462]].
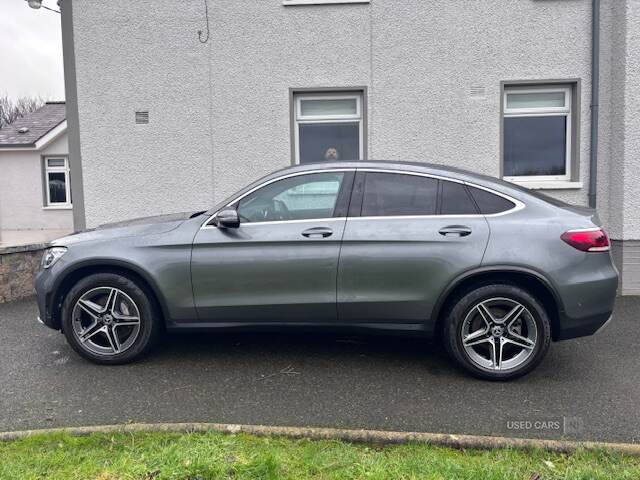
[[61, 273, 161, 364], [444, 284, 551, 381]]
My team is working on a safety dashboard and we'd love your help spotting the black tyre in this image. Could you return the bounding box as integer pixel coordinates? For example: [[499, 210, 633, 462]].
[[61, 272, 161, 364], [443, 284, 551, 381]]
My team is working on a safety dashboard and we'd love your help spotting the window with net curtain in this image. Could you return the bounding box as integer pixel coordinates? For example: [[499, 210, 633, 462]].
[[503, 87, 572, 181], [294, 93, 363, 164]]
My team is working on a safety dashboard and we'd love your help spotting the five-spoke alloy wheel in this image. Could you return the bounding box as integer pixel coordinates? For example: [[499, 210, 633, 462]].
[[72, 287, 142, 356], [62, 273, 160, 364], [444, 284, 551, 381], [461, 297, 537, 371]]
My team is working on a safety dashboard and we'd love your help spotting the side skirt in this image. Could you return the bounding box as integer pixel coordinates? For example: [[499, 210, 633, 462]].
[[165, 321, 431, 338]]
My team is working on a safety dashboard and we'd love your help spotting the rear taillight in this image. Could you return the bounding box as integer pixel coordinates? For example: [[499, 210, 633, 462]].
[[561, 228, 610, 252]]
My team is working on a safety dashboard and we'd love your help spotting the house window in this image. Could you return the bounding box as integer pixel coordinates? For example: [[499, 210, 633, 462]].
[[44, 157, 71, 207], [294, 92, 364, 164], [503, 86, 573, 182]]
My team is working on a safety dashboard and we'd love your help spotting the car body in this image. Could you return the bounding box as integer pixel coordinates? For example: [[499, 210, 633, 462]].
[[35, 161, 618, 379]]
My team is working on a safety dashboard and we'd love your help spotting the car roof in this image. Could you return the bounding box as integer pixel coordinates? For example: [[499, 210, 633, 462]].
[[284, 160, 470, 174], [273, 160, 526, 196]]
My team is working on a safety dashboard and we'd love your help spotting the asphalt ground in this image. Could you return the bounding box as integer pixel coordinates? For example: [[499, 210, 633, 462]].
[[1, 297, 638, 443]]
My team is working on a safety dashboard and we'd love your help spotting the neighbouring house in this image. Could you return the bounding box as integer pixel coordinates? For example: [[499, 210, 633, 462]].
[[0, 101, 72, 246], [59, 0, 639, 294]]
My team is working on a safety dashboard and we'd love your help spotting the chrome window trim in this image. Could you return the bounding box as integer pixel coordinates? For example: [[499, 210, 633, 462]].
[[200, 167, 525, 230], [236, 217, 347, 227], [462, 182, 525, 217], [350, 214, 485, 221]]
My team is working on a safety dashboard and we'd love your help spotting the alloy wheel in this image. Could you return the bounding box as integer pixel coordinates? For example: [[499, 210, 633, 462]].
[[71, 287, 141, 356], [461, 297, 537, 371]]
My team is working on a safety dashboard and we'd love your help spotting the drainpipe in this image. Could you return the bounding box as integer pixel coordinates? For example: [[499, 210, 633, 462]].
[[588, 0, 600, 208]]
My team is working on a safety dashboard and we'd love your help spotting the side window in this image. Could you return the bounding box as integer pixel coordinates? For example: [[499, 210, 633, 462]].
[[467, 186, 516, 214], [361, 173, 438, 217], [238, 172, 344, 223], [440, 181, 478, 215]]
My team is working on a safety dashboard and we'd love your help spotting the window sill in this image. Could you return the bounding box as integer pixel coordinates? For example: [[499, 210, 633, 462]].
[[505, 179, 583, 190], [283, 0, 369, 5], [43, 205, 73, 210]]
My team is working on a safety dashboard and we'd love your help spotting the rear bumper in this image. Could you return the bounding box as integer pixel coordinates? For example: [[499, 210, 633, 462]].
[[551, 251, 618, 341], [555, 310, 613, 341]]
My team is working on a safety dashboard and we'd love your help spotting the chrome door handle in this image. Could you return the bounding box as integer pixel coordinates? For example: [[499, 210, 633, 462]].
[[439, 225, 472, 237], [301, 227, 333, 239]]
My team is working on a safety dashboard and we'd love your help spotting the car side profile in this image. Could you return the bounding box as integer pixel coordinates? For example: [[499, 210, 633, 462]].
[[35, 161, 618, 380]]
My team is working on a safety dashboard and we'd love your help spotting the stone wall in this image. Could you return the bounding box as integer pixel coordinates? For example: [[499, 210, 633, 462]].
[[0, 244, 46, 303]]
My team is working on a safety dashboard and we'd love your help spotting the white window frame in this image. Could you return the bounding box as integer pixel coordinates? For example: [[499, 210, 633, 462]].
[[44, 156, 72, 208], [294, 93, 364, 164], [502, 86, 572, 183]]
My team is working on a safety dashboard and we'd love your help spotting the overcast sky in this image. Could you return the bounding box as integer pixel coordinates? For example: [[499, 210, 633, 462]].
[[0, 0, 65, 101]]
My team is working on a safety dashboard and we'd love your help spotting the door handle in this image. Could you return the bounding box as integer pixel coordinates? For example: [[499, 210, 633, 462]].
[[301, 227, 333, 239], [439, 225, 472, 237]]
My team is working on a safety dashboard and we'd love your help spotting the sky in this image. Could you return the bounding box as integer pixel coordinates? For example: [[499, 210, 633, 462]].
[[0, 0, 65, 101]]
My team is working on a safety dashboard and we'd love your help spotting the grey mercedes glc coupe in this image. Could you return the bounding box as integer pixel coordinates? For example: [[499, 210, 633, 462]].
[[35, 161, 618, 380]]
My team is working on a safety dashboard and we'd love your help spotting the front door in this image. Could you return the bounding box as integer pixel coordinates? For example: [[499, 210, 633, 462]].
[[338, 171, 490, 331], [191, 170, 354, 323]]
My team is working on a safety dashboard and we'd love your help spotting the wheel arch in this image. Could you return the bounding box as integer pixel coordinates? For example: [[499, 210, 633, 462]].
[[432, 266, 564, 341], [49, 259, 169, 330]]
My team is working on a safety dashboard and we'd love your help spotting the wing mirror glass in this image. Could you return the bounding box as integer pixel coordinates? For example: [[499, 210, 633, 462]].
[[214, 208, 240, 229]]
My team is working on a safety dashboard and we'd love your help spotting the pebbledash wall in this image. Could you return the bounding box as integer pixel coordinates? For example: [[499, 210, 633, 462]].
[[61, 0, 640, 294], [0, 132, 73, 231]]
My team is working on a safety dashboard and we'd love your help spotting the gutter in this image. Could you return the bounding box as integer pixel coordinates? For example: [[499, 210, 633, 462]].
[[0, 143, 37, 149], [588, 0, 600, 208]]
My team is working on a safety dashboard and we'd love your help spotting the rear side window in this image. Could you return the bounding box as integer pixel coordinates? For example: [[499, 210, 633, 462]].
[[468, 186, 516, 214], [440, 181, 478, 215], [362, 173, 438, 216]]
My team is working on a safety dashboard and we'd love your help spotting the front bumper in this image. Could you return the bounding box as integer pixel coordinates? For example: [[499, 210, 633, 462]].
[[34, 267, 60, 330]]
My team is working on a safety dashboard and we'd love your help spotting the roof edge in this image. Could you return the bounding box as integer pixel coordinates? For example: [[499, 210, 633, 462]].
[[0, 120, 67, 150], [0, 143, 37, 149]]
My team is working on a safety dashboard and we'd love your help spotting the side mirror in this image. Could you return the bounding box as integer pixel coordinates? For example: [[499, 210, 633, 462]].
[[214, 208, 240, 229]]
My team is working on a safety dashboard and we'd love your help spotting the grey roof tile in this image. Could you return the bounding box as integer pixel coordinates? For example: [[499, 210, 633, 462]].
[[0, 101, 66, 147]]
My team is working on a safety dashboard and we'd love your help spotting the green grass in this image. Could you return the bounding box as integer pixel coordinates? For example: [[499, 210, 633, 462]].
[[1, 430, 639, 480]]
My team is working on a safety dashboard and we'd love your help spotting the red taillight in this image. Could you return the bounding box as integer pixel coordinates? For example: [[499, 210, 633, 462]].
[[561, 228, 610, 252]]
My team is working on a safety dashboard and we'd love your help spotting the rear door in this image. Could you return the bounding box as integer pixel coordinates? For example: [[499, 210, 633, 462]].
[[337, 170, 490, 331]]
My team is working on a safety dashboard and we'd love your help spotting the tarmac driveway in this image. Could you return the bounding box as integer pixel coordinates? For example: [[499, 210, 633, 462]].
[[1, 297, 638, 443]]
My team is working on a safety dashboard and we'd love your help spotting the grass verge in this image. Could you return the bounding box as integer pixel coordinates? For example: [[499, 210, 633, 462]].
[[1, 430, 640, 479]]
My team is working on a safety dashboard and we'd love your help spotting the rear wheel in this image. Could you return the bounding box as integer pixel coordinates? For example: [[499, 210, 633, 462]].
[[61, 273, 160, 364], [444, 284, 551, 381]]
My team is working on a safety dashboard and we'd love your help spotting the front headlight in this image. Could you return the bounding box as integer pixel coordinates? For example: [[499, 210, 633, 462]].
[[41, 247, 67, 269]]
